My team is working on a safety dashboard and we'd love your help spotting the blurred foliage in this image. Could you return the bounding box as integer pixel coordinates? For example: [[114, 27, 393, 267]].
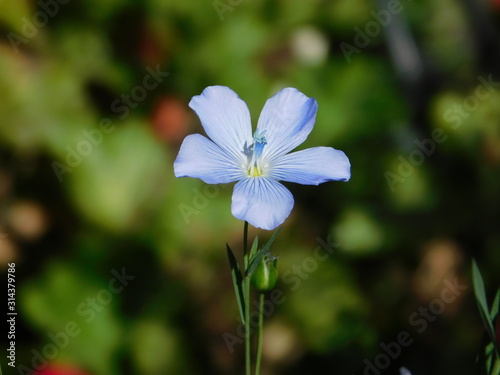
[[0, 0, 499, 374]]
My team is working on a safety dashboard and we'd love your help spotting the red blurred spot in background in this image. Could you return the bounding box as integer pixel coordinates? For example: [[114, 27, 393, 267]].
[[151, 97, 189, 143], [37, 364, 91, 375], [138, 27, 165, 68]]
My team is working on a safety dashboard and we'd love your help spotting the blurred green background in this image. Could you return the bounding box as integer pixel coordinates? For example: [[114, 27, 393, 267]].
[[1, 0, 500, 374]]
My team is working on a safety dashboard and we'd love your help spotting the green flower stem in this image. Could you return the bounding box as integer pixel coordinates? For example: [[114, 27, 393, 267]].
[[255, 292, 265, 375], [244, 273, 251, 375], [243, 221, 249, 256], [243, 221, 251, 375]]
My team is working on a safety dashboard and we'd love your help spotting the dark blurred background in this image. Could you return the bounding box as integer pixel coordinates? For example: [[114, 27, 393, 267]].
[[1, 0, 500, 374]]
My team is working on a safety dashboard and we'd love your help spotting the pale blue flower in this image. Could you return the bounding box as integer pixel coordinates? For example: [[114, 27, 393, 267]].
[[174, 86, 350, 230]]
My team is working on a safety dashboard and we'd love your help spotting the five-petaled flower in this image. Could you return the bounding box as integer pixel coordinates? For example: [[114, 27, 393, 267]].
[[174, 86, 351, 230]]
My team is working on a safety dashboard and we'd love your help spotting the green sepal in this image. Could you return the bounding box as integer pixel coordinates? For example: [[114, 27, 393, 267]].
[[226, 244, 246, 324], [249, 236, 259, 260], [246, 227, 282, 277]]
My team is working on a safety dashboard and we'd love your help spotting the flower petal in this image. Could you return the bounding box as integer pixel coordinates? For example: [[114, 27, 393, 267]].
[[174, 134, 244, 184], [189, 86, 253, 163], [269, 147, 351, 185], [231, 178, 294, 230], [256, 88, 318, 160]]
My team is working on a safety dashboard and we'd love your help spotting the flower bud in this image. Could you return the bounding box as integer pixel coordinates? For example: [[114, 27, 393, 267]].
[[251, 255, 278, 292]]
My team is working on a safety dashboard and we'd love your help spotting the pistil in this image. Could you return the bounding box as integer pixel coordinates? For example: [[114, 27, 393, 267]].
[[248, 130, 267, 177]]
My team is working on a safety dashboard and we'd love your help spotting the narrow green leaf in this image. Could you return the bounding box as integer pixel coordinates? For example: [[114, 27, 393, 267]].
[[472, 260, 496, 338], [475, 336, 487, 374], [246, 227, 282, 277], [486, 342, 494, 374], [227, 244, 246, 324], [476, 335, 495, 375], [491, 289, 500, 374], [490, 288, 500, 321], [491, 354, 500, 375], [475, 307, 500, 375], [472, 259, 500, 357]]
